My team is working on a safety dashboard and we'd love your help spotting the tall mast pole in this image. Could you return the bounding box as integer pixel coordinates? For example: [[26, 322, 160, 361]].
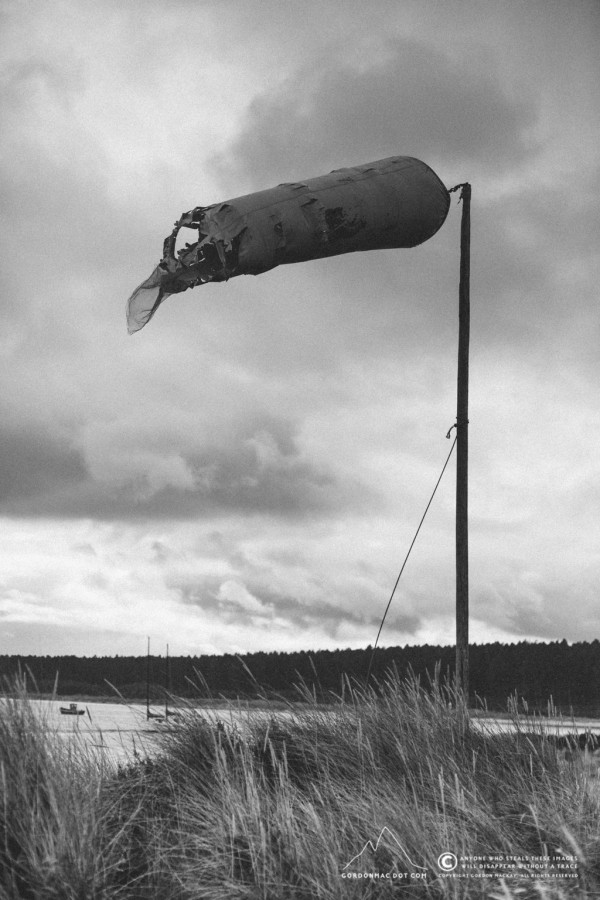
[[455, 183, 471, 700]]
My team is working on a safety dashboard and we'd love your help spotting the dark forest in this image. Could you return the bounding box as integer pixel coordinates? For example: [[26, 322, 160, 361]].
[[2, 640, 600, 714]]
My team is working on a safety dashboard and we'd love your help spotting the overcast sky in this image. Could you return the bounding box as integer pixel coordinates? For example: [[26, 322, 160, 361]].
[[1, 0, 599, 658]]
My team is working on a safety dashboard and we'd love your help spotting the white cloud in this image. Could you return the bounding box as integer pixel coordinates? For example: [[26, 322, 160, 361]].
[[0, 0, 599, 657]]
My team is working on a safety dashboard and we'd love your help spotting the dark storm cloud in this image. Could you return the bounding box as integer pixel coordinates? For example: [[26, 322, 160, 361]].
[[176, 578, 422, 640], [471, 169, 600, 349], [0, 429, 86, 507], [202, 30, 561, 365], [2, 0, 599, 656], [0, 414, 373, 520], [217, 38, 539, 192], [497, 582, 596, 644], [167, 530, 424, 640], [251, 586, 422, 639], [180, 582, 363, 630], [0, 142, 157, 290]]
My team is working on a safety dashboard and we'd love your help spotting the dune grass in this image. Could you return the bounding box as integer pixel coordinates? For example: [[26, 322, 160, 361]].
[[1, 672, 599, 898]]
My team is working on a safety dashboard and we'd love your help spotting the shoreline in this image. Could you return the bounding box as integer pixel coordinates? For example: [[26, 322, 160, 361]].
[[6, 694, 600, 722], [3, 693, 334, 711]]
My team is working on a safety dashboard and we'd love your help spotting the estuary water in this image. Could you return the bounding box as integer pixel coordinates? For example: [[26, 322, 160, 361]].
[[19, 699, 300, 765], [15, 699, 600, 767]]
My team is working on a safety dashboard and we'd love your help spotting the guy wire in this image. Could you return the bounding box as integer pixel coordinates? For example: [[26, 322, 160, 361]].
[[365, 433, 458, 687]]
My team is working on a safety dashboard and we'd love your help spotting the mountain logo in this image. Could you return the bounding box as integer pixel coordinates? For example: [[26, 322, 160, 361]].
[[343, 827, 427, 873]]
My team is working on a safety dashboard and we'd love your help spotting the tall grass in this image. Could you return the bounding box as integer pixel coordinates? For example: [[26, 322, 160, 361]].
[[0, 678, 115, 898], [1, 672, 599, 898]]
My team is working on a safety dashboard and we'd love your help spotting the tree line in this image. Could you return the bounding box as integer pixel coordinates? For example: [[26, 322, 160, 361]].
[[1, 639, 599, 714]]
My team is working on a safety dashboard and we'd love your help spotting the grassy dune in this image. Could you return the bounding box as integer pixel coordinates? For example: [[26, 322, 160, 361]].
[[1, 674, 599, 898]]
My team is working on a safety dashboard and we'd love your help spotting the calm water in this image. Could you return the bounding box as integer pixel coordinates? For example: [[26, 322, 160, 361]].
[[22, 699, 299, 765], [16, 699, 600, 767]]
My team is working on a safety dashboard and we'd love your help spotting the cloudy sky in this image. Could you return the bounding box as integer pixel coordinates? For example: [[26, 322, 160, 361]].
[[1, 0, 599, 658]]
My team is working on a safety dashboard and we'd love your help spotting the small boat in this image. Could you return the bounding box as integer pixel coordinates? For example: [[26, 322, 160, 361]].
[[60, 702, 85, 716]]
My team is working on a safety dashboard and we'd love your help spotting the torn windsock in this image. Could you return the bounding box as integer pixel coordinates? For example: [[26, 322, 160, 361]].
[[126, 156, 450, 334]]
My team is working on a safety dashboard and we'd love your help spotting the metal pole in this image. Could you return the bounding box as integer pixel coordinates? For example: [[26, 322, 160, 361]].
[[455, 183, 471, 700]]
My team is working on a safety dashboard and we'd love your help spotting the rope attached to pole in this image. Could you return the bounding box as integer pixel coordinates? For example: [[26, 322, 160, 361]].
[[445, 420, 469, 439], [365, 432, 458, 687]]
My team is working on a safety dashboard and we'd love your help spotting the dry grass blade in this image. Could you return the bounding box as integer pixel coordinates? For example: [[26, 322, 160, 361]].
[[1, 671, 599, 897]]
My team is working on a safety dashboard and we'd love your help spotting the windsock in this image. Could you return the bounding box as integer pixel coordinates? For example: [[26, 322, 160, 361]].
[[126, 156, 449, 333]]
